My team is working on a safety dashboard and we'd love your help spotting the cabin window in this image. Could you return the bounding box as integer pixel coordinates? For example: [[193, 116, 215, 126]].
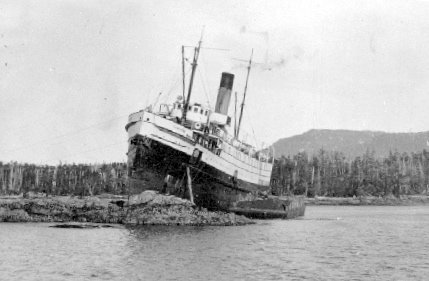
[[200, 109, 203, 114], [178, 104, 181, 109], [205, 111, 208, 116], [188, 106, 191, 110], [194, 107, 198, 113]]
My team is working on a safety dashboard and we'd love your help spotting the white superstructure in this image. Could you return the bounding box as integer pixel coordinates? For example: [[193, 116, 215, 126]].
[[126, 109, 273, 186]]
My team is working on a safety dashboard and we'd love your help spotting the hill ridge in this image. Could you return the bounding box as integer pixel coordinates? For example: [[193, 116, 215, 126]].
[[272, 129, 429, 158]]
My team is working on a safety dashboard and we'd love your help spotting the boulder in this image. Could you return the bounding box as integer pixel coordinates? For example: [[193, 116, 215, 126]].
[[128, 190, 158, 205], [128, 190, 194, 207], [0, 208, 31, 222], [149, 194, 194, 207]]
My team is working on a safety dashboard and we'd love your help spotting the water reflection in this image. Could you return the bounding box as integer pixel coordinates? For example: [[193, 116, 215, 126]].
[[126, 225, 213, 240]]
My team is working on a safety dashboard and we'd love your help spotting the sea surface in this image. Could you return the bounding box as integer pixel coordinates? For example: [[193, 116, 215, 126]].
[[0, 206, 428, 281]]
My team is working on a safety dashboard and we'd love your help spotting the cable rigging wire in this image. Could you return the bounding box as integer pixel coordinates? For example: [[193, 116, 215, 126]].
[[158, 56, 183, 104], [197, 68, 212, 109], [198, 52, 213, 108], [41, 140, 127, 164], [162, 67, 192, 104], [243, 107, 261, 150], [1, 114, 129, 154], [154, 55, 194, 108]]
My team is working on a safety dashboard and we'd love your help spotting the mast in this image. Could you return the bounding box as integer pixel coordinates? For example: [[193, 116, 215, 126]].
[[234, 91, 238, 137], [182, 31, 204, 123], [236, 49, 253, 139], [181, 45, 186, 103]]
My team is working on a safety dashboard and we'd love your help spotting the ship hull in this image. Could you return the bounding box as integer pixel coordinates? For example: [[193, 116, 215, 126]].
[[128, 137, 260, 210], [126, 112, 305, 217], [127, 136, 306, 218]]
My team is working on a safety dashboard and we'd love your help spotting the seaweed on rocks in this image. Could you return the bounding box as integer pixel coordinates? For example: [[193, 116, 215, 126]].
[[0, 191, 253, 226]]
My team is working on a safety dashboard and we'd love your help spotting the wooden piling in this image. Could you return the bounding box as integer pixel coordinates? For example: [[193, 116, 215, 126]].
[[186, 166, 194, 204]]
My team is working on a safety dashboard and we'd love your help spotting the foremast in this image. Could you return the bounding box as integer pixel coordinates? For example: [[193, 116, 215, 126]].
[[182, 32, 203, 124]]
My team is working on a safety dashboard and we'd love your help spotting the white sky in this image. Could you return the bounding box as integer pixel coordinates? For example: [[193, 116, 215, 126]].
[[2, 0, 429, 164]]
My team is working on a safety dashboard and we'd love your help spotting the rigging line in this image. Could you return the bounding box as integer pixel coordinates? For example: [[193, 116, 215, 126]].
[[157, 55, 192, 105], [2, 104, 118, 142], [1, 114, 129, 154], [160, 57, 183, 103], [0, 122, 51, 148], [41, 141, 126, 163], [163, 68, 192, 104], [197, 68, 212, 108], [199, 52, 212, 107], [11, 134, 123, 156], [243, 107, 260, 149], [165, 55, 192, 103], [149, 59, 180, 107], [5, 82, 152, 135], [0, 103, 137, 148], [1, 117, 50, 133]]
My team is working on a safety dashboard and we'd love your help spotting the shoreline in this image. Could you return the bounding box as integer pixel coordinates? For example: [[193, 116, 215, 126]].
[[0, 191, 253, 226], [305, 195, 429, 206]]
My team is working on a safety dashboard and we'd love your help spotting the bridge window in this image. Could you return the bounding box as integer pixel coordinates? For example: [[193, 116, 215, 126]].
[[205, 111, 208, 116], [178, 104, 181, 109], [194, 107, 198, 113], [200, 109, 203, 114]]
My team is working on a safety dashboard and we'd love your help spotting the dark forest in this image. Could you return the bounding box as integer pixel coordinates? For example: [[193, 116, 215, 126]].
[[2, 149, 429, 197]]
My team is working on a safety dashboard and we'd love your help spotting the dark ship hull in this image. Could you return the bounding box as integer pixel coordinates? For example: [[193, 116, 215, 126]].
[[128, 135, 267, 211], [127, 134, 306, 218]]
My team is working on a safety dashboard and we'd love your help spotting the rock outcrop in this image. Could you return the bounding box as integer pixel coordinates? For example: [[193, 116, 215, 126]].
[[0, 191, 253, 226]]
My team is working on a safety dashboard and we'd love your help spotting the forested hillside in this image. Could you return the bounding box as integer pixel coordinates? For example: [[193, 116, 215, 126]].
[[271, 149, 429, 197], [273, 129, 429, 158]]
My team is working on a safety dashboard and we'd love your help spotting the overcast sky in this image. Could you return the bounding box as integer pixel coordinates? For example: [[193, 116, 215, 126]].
[[2, 0, 429, 164]]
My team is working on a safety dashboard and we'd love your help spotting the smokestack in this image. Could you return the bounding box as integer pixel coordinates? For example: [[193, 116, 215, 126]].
[[215, 72, 234, 114]]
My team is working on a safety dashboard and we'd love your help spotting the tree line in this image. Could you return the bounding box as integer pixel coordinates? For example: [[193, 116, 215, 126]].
[[0, 162, 127, 196], [271, 149, 429, 197], [2, 149, 429, 197]]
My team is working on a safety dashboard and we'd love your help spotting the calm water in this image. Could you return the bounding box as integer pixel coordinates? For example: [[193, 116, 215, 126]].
[[0, 206, 428, 280]]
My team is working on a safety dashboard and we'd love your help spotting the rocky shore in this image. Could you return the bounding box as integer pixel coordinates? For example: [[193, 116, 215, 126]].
[[305, 195, 429, 206], [0, 191, 253, 226]]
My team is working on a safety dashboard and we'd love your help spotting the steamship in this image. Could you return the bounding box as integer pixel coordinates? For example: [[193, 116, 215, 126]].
[[125, 38, 305, 217]]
